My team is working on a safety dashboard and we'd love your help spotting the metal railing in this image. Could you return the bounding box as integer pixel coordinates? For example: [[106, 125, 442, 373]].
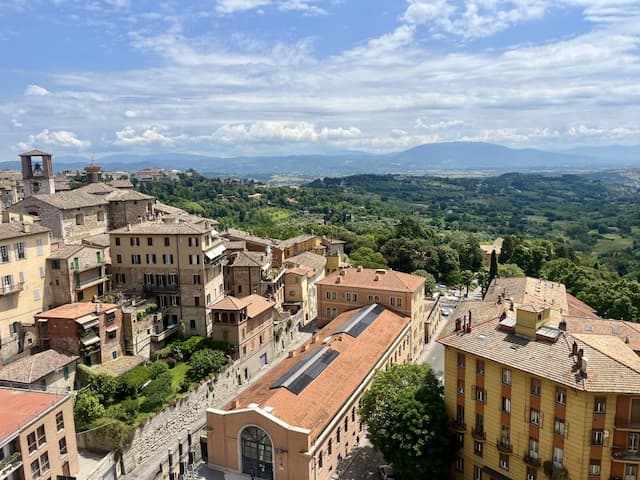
[[0, 282, 24, 295]]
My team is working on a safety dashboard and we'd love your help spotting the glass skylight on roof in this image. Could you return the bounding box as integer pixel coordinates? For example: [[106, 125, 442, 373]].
[[335, 303, 385, 338], [270, 347, 340, 395]]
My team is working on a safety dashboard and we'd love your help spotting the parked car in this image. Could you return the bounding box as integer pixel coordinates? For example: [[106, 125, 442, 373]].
[[378, 464, 396, 479]]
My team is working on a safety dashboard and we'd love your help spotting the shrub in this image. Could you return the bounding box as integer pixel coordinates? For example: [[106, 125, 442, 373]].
[[149, 360, 169, 379], [202, 339, 234, 356], [89, 374, 119, 404], [121, 365, 153, 391], [76, 363, 98, 388], [115, 378, 137, 401], [141, 371, 173, 412], [74, 391, 105, 427], [188, 349, 227, 382]]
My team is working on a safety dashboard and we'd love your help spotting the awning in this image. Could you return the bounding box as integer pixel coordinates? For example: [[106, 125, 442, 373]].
[[106, 326, 118, 333], [482, 466, 512, 480], [38, 318, 48, 323], [80, 335, 100, 346], [205, 243, 226, 260], [75, 314, 98, 326]]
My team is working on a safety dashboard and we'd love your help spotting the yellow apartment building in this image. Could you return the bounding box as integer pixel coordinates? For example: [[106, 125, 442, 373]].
[[204, 303, 412, 480], [0, 216, 51, 362], [109, 218, 225, 338], [440, 296, 640, 480], [316, 266, 426, 361], [0, 387, 79, 480]]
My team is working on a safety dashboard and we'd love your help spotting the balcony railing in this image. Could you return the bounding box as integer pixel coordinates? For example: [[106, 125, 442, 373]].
[[150, 324, 179, 342], [524, 452, 541, 468], [0, 451, 22, 479], [471, 427, 486, 441], [615, 420, 640, 431], [452, 420, 466, 431], [75, 274, 109, 290], [0, 282, 24, 295], [143, 283, 179, 294], [612, 445, 640, 461], [497, 439, 512, 453]]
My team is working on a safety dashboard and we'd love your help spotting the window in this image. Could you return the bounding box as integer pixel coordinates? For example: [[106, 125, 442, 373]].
[[476, 359, 484, 376], [397, 297, 402, 307], [456, 432, 464, 448], [31, 459, 40, 478], [351, 406, 356, 422], [502, 397, 511, 414], [553, 447, 563, 467], [474, 441, 483, 457], [318, 451, 323, 469], [554, 418, 565, 437], [475, 387, 485, 403], [130, 237, 140, 246], [147, 237, 153, 246], [164, 237, 170, 246], [146, 253, 157, 264], [36, 239, 43, 256], [112, 351, 118, 360], [75, 213, 84, 225], [59, 437, 68, 455], [28, 432, 37, 453], [368, 294, 380, 302], [457, 379, 465, 394], [325, 291, 336, 300], [189, 254, 200, 264], [628, 433, 640, 453], [163, 254, 174, 264], [97, 210, 105, 221], [56, 412, 64, 431], [131, 254, 141, 264], [40, 452, 49, 473], [39, 266, 45, 278], [456, 405, 465, 426], [116, 254, 122, 264], [457, 353, 465, 368], [527, 468, 537, 480], [107, 329, 117, 340], [326, 307, 337, 319], [344, 416, 348, 431], [556, 388, 567, 405], [455, 456, 464, 472], [328, 439, 332, 455], [63, 366, 69, 380], [190, 319, 196, 330], [346, 292, 358, 302], [51, 259, 60, 269], [33, 288, 41, 300], [194, 296, 200, 307], [594, 397, 606, 414], [337, 427, 341, 443], [15, 242, 26, 260], [530, 409, 541, 426], [502, 368, 511, 385], [592, 429, 604, 446], [0, 245, 9, 263], [115, 237, 121, 246], [188, 237, 199, 247], [531, 379, 541, 396], [36, 425, 46, 446], [473, 466, 482, 480], [115, 273, 125, 283], [499, 453, 509, 470], [589, 460, 601, 476], [529, 438, 539, 459], [625, 465, 638, 480], [193, 274, 201, 285], [501, 425, 510, 447]]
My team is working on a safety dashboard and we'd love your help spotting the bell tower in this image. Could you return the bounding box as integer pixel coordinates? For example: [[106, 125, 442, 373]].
[[20, 150, 55, 196]]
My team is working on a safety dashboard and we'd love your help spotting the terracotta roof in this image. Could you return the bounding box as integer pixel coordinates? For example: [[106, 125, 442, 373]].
[[562, 316, 640, 349], [277, 234, 318, 249], [154, 202, 187, 215], [226, 251, 269, 268], [566, 293, 601, 319], [223, 305, 410, 442], [110, 219, 215, 235], [0, 222, 50, 241], [20, 149, 51, 156], [47, 244, 85, 259], [108, 179, 134, 189], [283, 251, 327, 273], [21, 190, 109, 210], [36, 302, 117, 319], [105, 189, 154, 202], [316, 267, 424, 293], [77, 183, 115, 195], [0, 388, 68, 445], [0, 350, 78, 384], [224, 228, 278, 248], [438, 316, 640, 394], [486, 277, 569, 318], [210, 294, 274, 318], [286, 265, 315, 278], [82, 233, 111, 248]]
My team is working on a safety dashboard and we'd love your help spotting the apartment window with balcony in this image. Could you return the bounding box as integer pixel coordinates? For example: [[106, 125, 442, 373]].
[[502, 397, 511, 414], [193, 274, 201, 285], [115, 273, 125, 284], [476, 359, 485, 376], [592, 429, 604, 446], [552, 447, 563, 468], [147, 237, 153, 246], [168, 274, 178, 285], [455, 431, 464, 448], [556, 388, 567, 405], [594, 397, 606, 414], [132, 254, 142, 264], [15, 242, 26, 260], [629, 433, 640, 453], [588, 460, 601, 476], [455, 456, 464, 472], [474, 441, 483, 457], [531, 378, 541, 396], [625, 465, 638, 480], [528, 438, 539, 460], [501, 425, 510, 447], [0, 245, 9, 263], [554, 418, 565, 437], [502, 368, 512, 385], [144, 273, 153, 285], [31, 459, 40, 478], [530, 409, 541, 426], [456, 405, 465, 426], [458, 353, 465, 368], [473, 466, 482, 480], [28, 432, 37, 453], [40, 452, 49, 473], [59, 437, 68, 455], [130, 237, 140, 246], [457, 379, 465, 395], [475, 387, 485, 403], [499, 453, 509, 470], [56, 412, 64, 431]]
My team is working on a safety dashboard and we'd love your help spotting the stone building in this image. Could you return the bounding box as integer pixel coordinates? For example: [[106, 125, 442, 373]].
[[205, 304, 412, 480], [0, 349, 77, 392], [35, 303, 123, 366], [47, 244, 110, 307], [20, 150, 55, 197], [0, 387, 79, 480], [0, 215, 51, 362], [109, 217, 226, 338], [224, 251, 285, 306], [283, 252, 326, 324]]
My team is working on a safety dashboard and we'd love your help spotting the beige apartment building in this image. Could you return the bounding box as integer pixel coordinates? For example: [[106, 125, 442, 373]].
[[224, 250, 285, 305], [283, 251, 326, 324], [0, 387, 79, 480], [0, 349, 77, 392], [109, 218, 226, 337], [0, 215, 51, 362], [205, 304, 412, 480], [316, 266, 426, 361]]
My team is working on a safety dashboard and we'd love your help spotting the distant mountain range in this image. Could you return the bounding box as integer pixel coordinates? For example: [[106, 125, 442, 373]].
[[2, 142, 639, 181]]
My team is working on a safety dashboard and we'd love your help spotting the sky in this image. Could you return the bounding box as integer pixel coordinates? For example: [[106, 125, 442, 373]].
[[1, 0, 640, 159]]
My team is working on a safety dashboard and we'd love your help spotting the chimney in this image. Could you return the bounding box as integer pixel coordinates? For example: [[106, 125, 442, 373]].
[[465, 314, 471, 333], [300, 344, 308, 352], [127, 224, 131, 231], [357, 265, 363, 272], [455, 318, 461, 332], [559, 320, 567, 331], [577, 348, 584, 366], [288, 350, 297, 358], [500, 311, 507, 320], [95, 303, 101, 313], [339, 270, 346, 276], [336, 277, 342, 284], [22, 222, 31, 233], [509, 300, 514, 311], [374, 274, 379, 282], [572, 341, 578, 355], [581, 356, 588, 376], [231, 400, 240, 409]]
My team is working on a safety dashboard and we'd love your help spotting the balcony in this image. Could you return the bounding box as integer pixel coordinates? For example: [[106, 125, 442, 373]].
[[612, 445, 640, 463], [0, 282, 24, 295], [452, 420, 466, 432], [615, 420, 640, 432], [524, 452, 541, 468], [497, 439, 512, 453], [75, 274, 110, 291], [0, 451, 22, 479], [143, 283, 179, 294], [150, 323, 179, 343], [80, 333, 101, 355], [471, 427, 486, 441], [71, 258, 102, 272]]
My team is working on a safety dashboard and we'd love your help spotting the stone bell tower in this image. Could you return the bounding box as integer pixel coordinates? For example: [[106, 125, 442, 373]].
[[21, 149, 55, 197]]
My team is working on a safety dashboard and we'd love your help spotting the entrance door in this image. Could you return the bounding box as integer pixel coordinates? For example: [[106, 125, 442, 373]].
[[241, 426, 274, 479]]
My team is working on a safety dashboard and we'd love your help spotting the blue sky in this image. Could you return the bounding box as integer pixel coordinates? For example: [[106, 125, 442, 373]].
[[1, 0, 640, 159]]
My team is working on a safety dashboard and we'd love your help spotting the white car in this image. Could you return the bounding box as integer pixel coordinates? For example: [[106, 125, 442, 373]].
[[378, 464, 396, 479], [440, 308, 452, 316]]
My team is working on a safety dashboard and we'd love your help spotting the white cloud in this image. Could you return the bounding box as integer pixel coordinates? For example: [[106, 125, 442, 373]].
[[114, 126, 182, 147], [207, 121, 362, 143], [17, 129, 91, 150], [24, 84, 50, 96], [215, 0, 326, 14], [416, 118, 465, 130], [10, 119, 23, 128], [124, 110, 138, 118], [215, 0, 272, 14]]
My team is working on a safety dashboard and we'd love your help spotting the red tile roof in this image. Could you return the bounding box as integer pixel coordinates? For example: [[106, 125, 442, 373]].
[[316, 267, 424, 293]]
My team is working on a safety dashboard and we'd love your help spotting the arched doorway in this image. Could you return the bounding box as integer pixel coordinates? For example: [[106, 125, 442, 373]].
[[240, 426, 274, 479]]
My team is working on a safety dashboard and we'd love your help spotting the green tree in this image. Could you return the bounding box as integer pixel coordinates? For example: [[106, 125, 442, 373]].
[[359, 364, 454, 479], [498, 263, 525, 278], [460, 270, 474, 296], [499, 235, 515, 263], [188, 349, 227, 382], [141, 371, 173, 412], [412, 270, 436, 296], [89, 374, 119, 404], [489, 250, 498, 284], [349, 247, 387, 269], [74, 391, 106, 427]]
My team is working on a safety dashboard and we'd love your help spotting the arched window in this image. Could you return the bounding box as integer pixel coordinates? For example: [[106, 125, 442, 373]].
[[241, 426, 273, 479]]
